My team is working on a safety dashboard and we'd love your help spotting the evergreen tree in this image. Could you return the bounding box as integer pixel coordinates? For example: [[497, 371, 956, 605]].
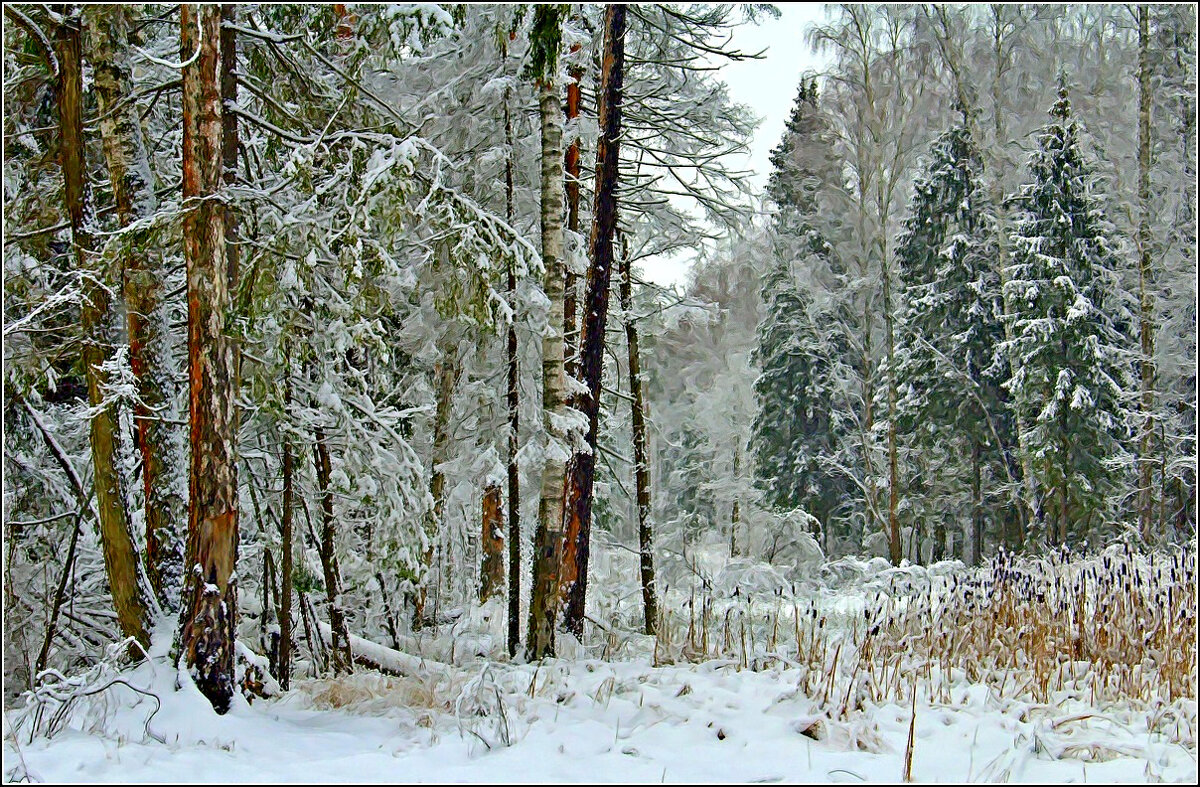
[[893, 109, 1013, 564], [1002, 77, 1136, 546], [753, 78, 853, 545]]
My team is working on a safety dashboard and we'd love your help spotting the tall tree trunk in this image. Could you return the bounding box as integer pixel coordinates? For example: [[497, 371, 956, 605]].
[[480, 484, 505, 602], [527, 51, 569, 660], [53, 6, 152, 654], [85, 4, 184, 610], [277, 375, 295, 690], [619, 234, 657, 635], [1136, 6, 1157, 544], [502, 60, 522, 658], [313, 426, 351, 673], [179, 3, 239, 714], [416, 355, 459, 628], [560, 5, 627, 640], [563, 42, 584, 383]]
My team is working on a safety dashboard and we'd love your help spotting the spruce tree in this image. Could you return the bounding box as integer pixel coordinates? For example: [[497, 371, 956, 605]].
[[1002, 77, 1136, 546], [753, 78, 852, 544], [893, 109, 1012, 564]]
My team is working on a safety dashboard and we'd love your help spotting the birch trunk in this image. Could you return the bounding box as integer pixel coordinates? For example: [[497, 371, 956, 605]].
[[179, 3, 239, 714], [85, 3, 185, 610], [527, 75, 568, 661], [560, 5, 627, 640]]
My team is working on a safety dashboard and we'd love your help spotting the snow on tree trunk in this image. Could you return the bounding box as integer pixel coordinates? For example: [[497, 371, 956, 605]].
[[178, 3, 239, 714], [527, 73, 568, 661], [54, 10, 152, 653], [416, 355, 459, 629], [560, 4, 627, 640], [313, 426, 351, 674], [85, 3, 185, 611]]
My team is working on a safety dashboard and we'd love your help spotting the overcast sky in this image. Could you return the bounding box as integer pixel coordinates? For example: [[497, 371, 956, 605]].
[[639, 4, 835, 289]]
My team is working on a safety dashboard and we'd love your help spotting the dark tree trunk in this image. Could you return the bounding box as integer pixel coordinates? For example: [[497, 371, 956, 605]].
[[619, 235, 657, 635], [277, 376, 295, 690], [1135, 6, 1157, 544], [179, 3, 239, 714], [313, 426, 352, 674], [560, 5, 627, 639], [563, 42, 584, 383], [502, 59, 522, 658]]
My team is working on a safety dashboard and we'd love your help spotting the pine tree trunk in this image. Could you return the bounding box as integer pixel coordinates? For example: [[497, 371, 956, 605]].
[[1136, 6, 1157, 544], [313, 426, 351, 674], [563, 43, 584, 383], [480, 484, 505, 602], [619, 234, 658, 635], [560, 5, 627, 640], [55, 9, 152, 653], [527, 71, 568, 660], [278, 376, 294, 690], [502, 73, 523, 659], [85, 4, 184, 610], [502, 67, 522, 659], [179, 3, 239, 714]]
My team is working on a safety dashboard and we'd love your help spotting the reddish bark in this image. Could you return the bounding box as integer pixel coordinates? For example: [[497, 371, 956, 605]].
[[480, 484, 506, 602], [179, 4, 239, 714], [560, 5, 627, 639]]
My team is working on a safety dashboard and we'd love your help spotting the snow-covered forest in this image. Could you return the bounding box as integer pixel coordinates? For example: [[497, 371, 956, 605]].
[[2, 3, 1196, 783]]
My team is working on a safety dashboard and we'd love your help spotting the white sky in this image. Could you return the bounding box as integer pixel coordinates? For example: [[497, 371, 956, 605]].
[[638, 4, 835, 289]]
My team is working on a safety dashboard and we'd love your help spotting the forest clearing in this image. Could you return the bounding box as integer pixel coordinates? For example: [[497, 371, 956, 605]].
[[3, 3, 1196, 783]]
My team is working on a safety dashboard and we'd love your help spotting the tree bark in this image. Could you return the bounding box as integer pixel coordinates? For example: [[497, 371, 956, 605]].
[[480, 484, 505, 602], [970, 439, 983, 565], [563, 42, 584, 383], [85, 4, 185, 610], [527, 47, 569, 661], [1136, 5, 1157, 544], [55, 6, 152, 654], [560, 5, 627, 640], [313, 426, 351, 673], [619, 234, 657, 635], [178, 3, 239, 714], [502, 52, 522, 658], [415, 355, 459, 629], [277, 376, 295, 690]]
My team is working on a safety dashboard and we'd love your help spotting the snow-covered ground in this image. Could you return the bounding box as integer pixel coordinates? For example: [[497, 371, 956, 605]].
[[5, 546, 1195, 783], [6, 654, 1194, 783]]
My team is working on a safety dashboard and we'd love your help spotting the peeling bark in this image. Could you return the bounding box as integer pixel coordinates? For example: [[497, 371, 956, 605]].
[[178, 4, 239, 714]]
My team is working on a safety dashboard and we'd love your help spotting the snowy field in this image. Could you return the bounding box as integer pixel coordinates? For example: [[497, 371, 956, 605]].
[[5, 545, 1196, 784]]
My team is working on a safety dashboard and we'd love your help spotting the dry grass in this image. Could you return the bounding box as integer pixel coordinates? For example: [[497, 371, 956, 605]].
[[644, 544, 1197, 744]]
